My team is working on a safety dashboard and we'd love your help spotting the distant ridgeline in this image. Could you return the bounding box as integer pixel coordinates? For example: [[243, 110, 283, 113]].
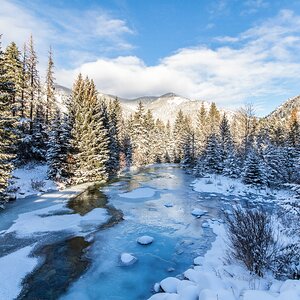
[[0, 34, 299, 204]]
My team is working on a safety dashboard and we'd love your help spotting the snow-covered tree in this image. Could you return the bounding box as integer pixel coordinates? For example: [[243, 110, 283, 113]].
[[45, 47, 55, 125], [46, 108, 70, 182], [0, 36, 17, 201], [203, 133, 222, 173], [243, 150, 266, 186]]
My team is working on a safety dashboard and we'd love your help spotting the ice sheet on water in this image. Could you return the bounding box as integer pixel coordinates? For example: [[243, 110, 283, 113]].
[[0, 245, 38, 300], [119, 187, 156, 199]]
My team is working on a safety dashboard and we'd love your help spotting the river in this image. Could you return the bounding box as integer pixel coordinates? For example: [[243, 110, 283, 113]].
[[1, 164, 228, 300]]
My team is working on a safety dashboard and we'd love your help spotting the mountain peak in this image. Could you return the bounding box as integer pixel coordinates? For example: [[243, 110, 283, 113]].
[[160, 92, 179, 98]]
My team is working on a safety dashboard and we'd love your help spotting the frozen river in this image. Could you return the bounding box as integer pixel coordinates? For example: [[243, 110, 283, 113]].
[[0, 164, 229, 300]]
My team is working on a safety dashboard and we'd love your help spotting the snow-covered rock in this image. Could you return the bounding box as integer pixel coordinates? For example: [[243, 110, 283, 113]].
[[137, 235, 154, 245], [120, 253, 137, 266], [160, 277, 181, 293], [164, 203, 174, 208], [191, 208, 207, 217]]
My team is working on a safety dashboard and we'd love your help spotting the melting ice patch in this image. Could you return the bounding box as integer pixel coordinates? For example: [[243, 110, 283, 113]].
[[5, 203, 109, 237], [0, 245, 38, 300], [119, 187, 156, 199]]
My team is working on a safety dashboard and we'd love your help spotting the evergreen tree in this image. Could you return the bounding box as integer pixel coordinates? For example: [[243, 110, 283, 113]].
[[0, 36, 17, 201], [3, 42, 22, 116], [45, 47, 55, 125], [243, 150, 266, 186], [26, 35, 40, 134], [173, 110, 187, 162], [196, 102, 207, 155], [70, 77, 109, 183], [203, 133, 222, 173], [208, 102, 220, 135], [219, 113, 233, 169], [46, 108, 70, 182]]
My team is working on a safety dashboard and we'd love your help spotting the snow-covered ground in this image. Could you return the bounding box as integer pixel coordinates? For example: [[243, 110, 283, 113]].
[[148, 175, 300, 300], [9, 163, 58, 199], [0, 181, 108, 300], [0, 245, 39, 300], [149, 220, 300, 299]]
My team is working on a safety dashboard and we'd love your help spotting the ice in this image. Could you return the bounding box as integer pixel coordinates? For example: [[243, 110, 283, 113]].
[[191, 208, 207, 217], [120, 253, 137, 265], [5, 204, 109, 237], [0, 245, 38, 300], [160, 277, 181, 293], [119, 187, 156, 199], [137, 235, 154, 245]]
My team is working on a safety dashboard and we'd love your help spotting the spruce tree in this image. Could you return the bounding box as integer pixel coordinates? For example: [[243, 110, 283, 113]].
[[208, 102, 220, 135], [219, 113, 233, 169], [0, 36, 17, 202], [45, 47, 55, 125], [26, 35, 40, 134], [242, 150, 266, 186], [196, 102, 207, 154], [3, 42, 22, 116], [71, 77, 109, 183], [203, 133, 222, 173], [46, 108, 70, 182]]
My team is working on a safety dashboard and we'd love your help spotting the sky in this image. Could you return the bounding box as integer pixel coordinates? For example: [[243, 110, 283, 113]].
[[1, 0, 300, 115]]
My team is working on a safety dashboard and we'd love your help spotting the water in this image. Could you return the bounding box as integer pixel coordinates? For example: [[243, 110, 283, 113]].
[[1, 164, 227, 300], [62, 165, 218, 300]]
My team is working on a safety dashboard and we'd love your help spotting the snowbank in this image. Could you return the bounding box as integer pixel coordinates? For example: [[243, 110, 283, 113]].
[[5, 204, 109, 237], [0, 245, 38, 300], [10, 163, 57, 199], [148, 221, 300, 300]]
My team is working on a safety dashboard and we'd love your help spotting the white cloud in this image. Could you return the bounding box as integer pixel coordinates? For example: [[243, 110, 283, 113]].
[[57, 9, 300, 111], [0, 0, 135, 69]]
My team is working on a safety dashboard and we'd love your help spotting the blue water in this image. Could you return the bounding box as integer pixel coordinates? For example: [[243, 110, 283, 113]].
[[62, 165, 218, 300]]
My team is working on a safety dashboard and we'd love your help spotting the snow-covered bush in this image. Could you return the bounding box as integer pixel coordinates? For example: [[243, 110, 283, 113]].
[[30, 179, 46, 191], [225, 207, 300, 279]]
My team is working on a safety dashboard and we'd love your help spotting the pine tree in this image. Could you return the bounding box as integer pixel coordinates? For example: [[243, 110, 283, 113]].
[[3, 42, 22, 116], [196, 102, 207, 155], [203, 133, 222, 173], [70, 77, 109, 183], [173, 110, 187, 162], [27, 35, 40, 134], [46, 108, 70, 182], [0, 36, 17, 201], [243, 150, 266, 186], [45, 47, 55, 125], [208, 102, 220, 135], [219, 113, 233, 169]]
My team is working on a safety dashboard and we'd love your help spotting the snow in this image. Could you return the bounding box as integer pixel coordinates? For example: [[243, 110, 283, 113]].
[[120, 253, 137, 265], [160, 277, 181, 293], [137, 235, 154, 245], [119, 187, 156, 199], [5, 204, 109, 237], [148, 220, 300, 300], [10, 163, 57, 199], [0, 245, 38, 300], [191, 208, 207, 217]]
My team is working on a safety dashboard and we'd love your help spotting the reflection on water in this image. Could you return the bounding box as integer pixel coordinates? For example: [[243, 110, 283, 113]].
[[19, 237, 91, 300]]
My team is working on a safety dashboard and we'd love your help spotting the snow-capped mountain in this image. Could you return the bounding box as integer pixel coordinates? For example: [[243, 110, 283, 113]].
[[55, 86, 235, 124], [266, 95, 300, 122]]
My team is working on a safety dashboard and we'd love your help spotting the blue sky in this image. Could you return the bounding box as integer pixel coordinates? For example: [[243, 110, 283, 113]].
[[1, 0, 300, 115]]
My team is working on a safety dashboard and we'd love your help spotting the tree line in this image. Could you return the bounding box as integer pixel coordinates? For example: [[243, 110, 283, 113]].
[[0, 34, 299, 203]]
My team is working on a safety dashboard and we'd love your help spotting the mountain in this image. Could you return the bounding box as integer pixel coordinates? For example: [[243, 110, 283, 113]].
[[55, 85, 234, 124], [266, 95, 300, 122]]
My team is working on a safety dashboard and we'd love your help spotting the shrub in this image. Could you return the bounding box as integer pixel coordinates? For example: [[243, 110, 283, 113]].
[[225, 207, 300, 278], [31, 179, 46, 191]]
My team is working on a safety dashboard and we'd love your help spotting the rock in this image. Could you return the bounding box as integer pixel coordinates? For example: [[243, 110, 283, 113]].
[[137, 235, 154, 245], [164, 203, 173, 208], [167, 267, 175, 272], [120, 253, 137, 266], [154, 282, 161, 292], [191, 209, 207, 218], [160, 277, 181, 293], [193, 256, 204, 266], [202, 222, 209, 228]]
